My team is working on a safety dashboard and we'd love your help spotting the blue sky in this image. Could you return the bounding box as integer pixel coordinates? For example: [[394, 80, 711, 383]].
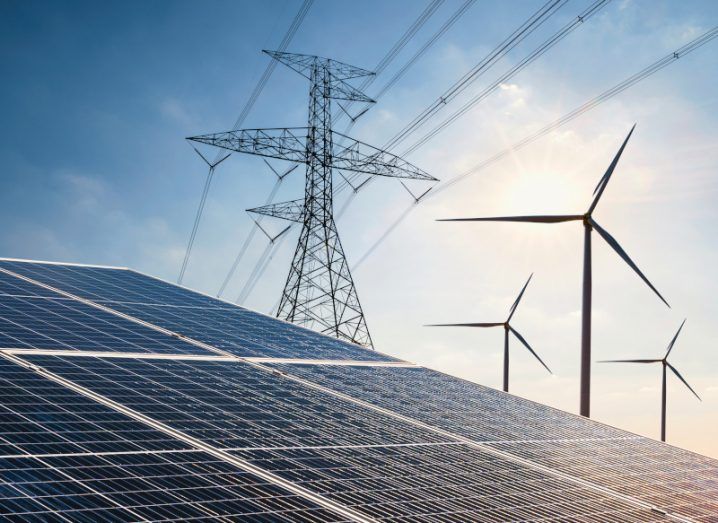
[[1, 0, 717, 457]]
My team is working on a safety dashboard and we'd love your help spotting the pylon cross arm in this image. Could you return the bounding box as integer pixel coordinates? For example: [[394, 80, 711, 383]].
[[263, 50, 374, 81], [247, 199, 304, 223], [188, 128, 437, 182], [187, 128, 307, 163]]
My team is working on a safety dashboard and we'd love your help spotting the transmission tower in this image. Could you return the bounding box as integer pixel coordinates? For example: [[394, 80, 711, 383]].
[[189, 50, 436, 347]]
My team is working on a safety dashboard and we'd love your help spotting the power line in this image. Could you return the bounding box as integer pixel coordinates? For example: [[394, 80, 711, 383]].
[[336, 0, 573, 211], [402, 0, 611, 155], [335, 0, 445, 125], [177, 0, 313, 285], [217, 162, 297, 298], [382, 0, 568, 152], [351, 25, 718, 270], [336, 0, 477, 159]]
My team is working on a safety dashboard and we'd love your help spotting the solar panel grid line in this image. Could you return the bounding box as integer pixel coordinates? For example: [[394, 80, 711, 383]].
[[2, 451, 150, 521], [0, 358, 195, 458], [0, 256, 130, 270], [103, 301, 396, 362], [0, 352, 378, 523], [230, 444, 672, 522], [0, 441, 466, 462], [0, 358, 358, 523], [0, 348, 418, 368], [269, 364, 718, 521]]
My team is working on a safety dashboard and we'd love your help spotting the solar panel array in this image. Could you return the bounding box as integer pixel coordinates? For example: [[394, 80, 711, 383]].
[[0, 258, 715, 522]]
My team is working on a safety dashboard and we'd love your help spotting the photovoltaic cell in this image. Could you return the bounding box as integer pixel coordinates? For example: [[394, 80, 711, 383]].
[[0, 294, 211, 355], [0, 356, 349, 522], [0, 357, 189, 456], [0, 452, 348, 522], [231, 443, 668, 522], [21, 355, 447, 449], [107, 302, 396, 361]]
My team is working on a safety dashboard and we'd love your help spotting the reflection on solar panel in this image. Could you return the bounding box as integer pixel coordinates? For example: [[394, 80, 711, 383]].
[[0, 258, 716, 522]]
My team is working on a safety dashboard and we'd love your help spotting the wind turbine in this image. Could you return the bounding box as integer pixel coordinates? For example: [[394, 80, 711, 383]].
[[439, 125, 669, 417], [427, 274, 551, 393], [599, 319, 700, 442]]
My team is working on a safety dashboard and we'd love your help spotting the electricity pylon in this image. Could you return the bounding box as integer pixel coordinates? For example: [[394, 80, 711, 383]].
[[189, 50, 436, 348]]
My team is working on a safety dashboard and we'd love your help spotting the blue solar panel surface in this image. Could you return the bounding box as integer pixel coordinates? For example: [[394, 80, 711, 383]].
[[0, 259, 716, 522], [0, 357, 188, 456], [0, 260, 395, 362], [1, 452, 348, 522], [0, 357, 348, 521], [268, 363, 718, 521], [231, 444, 668, 522], [21, 355, 445, 449], [107, 302, 395, 361], [0, 261, 225, 307], [0, 295, 210, 355]]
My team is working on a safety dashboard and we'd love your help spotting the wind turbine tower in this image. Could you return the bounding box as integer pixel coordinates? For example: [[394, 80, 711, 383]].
[[427, 274, 552, 392]]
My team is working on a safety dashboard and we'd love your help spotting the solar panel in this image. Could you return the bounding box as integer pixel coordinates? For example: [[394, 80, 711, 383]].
[[0, 356, 350, 521], [0, 260, 226, 308], [18, 355, 446, 449], [231, 444, 669, 522], [0, 258, 716, 522], [105, 302, 396, 361], [266, 363, 718, 521], [0, 356, 189, 456], [0, 259, 393, 362], [265, 364, 631, 441]]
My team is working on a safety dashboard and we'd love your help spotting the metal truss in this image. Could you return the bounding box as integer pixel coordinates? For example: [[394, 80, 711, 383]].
[[248, 199, 304, 223], [189, 128, 436, 181], [189, 51, 435, 348]]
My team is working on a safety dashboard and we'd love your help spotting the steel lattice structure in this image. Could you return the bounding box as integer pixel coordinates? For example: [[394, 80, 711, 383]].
[[189, 51, 436, 348]]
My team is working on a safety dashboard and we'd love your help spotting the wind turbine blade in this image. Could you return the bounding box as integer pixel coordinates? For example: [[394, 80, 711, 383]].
[[665, 319, 686, 359], [597, 359, 662, 363], [425, 322, 504, 328], [507, 273, 533, 322], [588, 124, 636, 214], [590, 218, 669, 307], [508, 326, 552, 374], [438, 215, 583, 223], [667, 362, 701, 401]]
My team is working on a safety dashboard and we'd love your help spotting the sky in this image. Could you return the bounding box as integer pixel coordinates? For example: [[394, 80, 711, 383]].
[[1, 0, 717, 457]]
